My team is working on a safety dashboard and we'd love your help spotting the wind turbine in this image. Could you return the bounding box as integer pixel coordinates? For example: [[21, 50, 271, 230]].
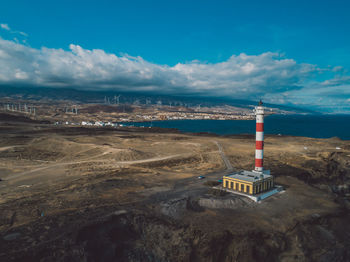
[[116, 95, 121, 105]]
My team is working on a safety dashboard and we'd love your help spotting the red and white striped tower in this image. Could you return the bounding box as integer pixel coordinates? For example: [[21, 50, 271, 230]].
[[254, 100, 264, 173]]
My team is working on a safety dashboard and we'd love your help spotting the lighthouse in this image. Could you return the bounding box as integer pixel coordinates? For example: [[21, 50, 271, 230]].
[[254, 100, 267, 174], [222, 100, 274, 201]]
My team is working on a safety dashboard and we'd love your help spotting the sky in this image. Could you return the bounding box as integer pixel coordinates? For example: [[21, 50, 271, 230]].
[[0, 0, 350, 113]]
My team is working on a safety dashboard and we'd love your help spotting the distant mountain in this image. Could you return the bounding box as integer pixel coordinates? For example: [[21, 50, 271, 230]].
[[0, 85, 316, 114]]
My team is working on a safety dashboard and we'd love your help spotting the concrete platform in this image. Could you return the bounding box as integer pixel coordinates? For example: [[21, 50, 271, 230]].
[[215, 185, 284, 202]]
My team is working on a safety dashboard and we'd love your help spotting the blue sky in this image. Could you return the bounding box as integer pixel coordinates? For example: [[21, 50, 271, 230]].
[[1, 0, 350, 112]]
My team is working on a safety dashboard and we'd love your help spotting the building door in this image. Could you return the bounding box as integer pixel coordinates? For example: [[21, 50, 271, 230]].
[[231, 182, 234, 189], [246, 185, 250, 194], [241, 184, 244, 192], [225, 181, 228, 188]]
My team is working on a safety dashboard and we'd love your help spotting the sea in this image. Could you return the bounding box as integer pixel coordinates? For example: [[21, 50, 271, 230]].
[[121, 114, 350, 140]]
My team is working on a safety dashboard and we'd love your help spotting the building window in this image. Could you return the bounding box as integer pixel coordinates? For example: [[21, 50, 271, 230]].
[[246, 185, 250, 194], [235, 183, 238, 190], [231, 182, 234, 189], [241, 184, 244, 191], [225, 181, 228, 188]]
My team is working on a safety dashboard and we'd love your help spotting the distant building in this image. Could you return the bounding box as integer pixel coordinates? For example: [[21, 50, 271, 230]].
[[94, 121, 104, 126], [159, 115, 167, 120]]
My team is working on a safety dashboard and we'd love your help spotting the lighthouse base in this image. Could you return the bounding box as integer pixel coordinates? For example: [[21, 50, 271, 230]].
[[218, 185, 283, 202], [222, 170, 274, 196], [252, 169, 271, 176]]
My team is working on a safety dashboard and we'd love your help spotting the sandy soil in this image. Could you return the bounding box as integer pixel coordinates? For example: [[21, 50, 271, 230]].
[[0, 114, 350, 261]]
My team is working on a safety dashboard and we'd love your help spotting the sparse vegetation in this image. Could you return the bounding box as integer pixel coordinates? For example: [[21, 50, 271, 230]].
[[207, 188, 227, 196], [0, 113, 350, 261], [203, 180, 221, 187]]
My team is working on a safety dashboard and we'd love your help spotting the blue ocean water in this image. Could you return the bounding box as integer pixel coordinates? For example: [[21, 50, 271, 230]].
[[122, 115, 350, 140]]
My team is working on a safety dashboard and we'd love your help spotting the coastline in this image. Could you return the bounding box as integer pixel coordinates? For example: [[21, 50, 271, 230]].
[[119, 115, 350, 140]]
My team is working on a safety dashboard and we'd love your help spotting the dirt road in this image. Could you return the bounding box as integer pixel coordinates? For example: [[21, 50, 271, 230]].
[[214, 140, 233, 171]]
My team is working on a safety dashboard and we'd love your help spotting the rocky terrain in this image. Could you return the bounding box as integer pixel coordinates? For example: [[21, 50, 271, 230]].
[[0, 113, 349, 262]]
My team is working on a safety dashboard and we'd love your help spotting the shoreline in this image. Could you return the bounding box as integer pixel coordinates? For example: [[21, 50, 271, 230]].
[[1, 112, 350, 140]]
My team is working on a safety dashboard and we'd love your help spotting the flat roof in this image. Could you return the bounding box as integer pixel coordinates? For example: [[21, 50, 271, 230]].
[[224, 170, 272, 183]]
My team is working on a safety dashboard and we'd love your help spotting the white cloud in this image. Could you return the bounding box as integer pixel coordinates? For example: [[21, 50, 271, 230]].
[[321, 75, 350, 86], [0, 38, 317, 95], [0, 23, 28, 40], [332, 66, 343, 72], [0, 24, 10, 31], [0, 36, 349, 112], [14, 69, 28, 80]]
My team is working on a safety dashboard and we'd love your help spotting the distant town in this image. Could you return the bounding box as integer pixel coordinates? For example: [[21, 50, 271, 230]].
[[0, 97, 282, 127], [0, 86, 311, 129]]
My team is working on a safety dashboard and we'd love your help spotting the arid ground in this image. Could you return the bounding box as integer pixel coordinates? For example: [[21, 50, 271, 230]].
[[0, 113, 350, 262]]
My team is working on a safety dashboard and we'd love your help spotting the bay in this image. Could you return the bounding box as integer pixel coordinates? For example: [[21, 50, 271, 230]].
[[122, 114, 350, 140]]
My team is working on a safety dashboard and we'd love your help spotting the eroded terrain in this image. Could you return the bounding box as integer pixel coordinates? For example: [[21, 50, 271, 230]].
[[0, 114, 350, 262]]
